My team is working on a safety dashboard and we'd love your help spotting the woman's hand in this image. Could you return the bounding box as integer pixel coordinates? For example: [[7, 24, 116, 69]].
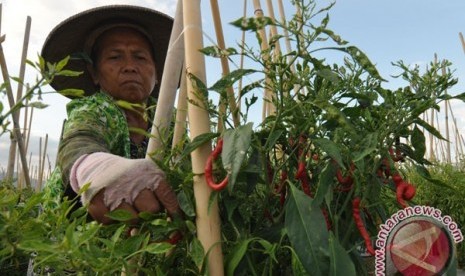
[[70, 152, 181, 224]]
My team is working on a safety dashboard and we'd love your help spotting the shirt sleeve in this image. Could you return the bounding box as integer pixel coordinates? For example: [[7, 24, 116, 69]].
[[57, 95, 129, 194]]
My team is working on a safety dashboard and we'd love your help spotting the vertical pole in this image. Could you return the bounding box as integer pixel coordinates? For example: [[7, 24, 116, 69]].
[[146, 0, 185, 161], [210, 0, 240, 130], [237, 0, 248, 110], [442, 64, 451, 163], [183, 0, 224, 274], [0, 34, 31, 188], [252, 0, 274, 120], [38, 134, 48, 190], [171, 69, 188, 150]]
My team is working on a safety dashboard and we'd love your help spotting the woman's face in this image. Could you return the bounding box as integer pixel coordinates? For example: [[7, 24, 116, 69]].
[[91, 27, 157, 103]]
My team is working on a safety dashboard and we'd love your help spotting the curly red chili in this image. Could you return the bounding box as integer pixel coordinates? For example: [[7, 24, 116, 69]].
[[205, 139, 229, 191], [352, 197, 375, 255]]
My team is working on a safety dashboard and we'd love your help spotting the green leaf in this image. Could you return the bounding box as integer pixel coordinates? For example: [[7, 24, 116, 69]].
[[56, 69, 83, 77], [345, 46, 384, 81], [413, 118, 445, 140], [415, 165, 455, 190], [117, 234, 146, 257], [316, 68, 341, 84], [143, 242, 174, 255], [328, 232, 356, 276], [450, 91, 465, 102], [352, 132, 378, 162], [18, 239, 58, 253], [313, 138, 343, 167], [178, 190, 196, 217], [181, 132, 219, 161], [210, 69, 257, 93], [230, 16, 274, 31], [56, 56, 70, 71], [225, 238, 256, 276], [313, 162, 336, 206], [222, 122, 254, 190], [26, 101, 48, 109], [200, 46, 238, 58], [0, 188, 19, 206], [106, 209, 135, 222], [58, 88, 85, 98], [190, 237, 205, 269], [320, 29, 348, 45], [411, 126, 426, 159], [285, 185, 329, 275]]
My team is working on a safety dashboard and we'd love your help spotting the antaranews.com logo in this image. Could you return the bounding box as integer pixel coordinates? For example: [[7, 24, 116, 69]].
[[375, 205, 463, 276]]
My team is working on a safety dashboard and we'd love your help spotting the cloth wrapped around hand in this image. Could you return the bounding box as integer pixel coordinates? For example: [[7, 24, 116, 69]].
[[70, 152, 166, 211]]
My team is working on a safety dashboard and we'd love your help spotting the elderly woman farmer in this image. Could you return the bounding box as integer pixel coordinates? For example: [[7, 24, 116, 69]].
[[42, 5, 181, 224]]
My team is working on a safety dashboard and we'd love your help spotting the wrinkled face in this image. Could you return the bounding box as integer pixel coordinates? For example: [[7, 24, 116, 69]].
[[90, 27, 157, 103]]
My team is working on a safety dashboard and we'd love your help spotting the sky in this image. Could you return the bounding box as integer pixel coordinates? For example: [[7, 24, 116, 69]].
[[1, 0, 465, 173]]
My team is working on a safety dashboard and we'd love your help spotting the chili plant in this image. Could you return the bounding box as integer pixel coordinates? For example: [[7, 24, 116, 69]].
[[195, 0, 465, 274]]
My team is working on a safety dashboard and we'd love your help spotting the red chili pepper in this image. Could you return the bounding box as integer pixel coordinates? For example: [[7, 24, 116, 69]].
[[352, 197, 375, 256], [395, 182, 408, 208], [295, 139, 312, 197], [391, 173, 403, 185], [336, 168, 353, 185], [205, 139, 229, 191], [295, 162, 306, 180], [167, 231, 183, 245], [278, 170, 288, 207], [391, 172, 416, 207], [403, 183, 416, 200], [389, 147, 404, 162], [395, 181, 416, 208], [335, 162, 354, 191]]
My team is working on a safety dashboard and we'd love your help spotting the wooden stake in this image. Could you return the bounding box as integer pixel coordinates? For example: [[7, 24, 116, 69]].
[[183, 0, 224, 274], [38, 134, 48, 190], [0, 34, 31, 188], [146, 0, 185, 161], [210, 0, 240, 130], [442, 63, 451, 163], [429, 55, 437, 161], [252, 0, 274, 119], [237, 0, 248, 110], [265, 0, 281, 55], [459, 32, 465, 54], [171, 69, 188, 150]]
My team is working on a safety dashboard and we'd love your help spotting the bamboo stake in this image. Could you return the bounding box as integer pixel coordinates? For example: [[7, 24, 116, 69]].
[[265, 0, 281, 55], [447, 100, 465, 161], [277, 0, 298, 95], [171, 69, 188, 150], [38, 134, 48, 190], [459, 32, 465, 54], [434, 113, 445, 162], [237, 0, 247, 110], [183, 0, 224, 274], [146, 0, 185, 161], [252, 0, 274, 119], [6, 16, 31, 186], [442, 64, 451, 163], [210, 0, 240, 130], [429, 55, 437, 161], [37, 137, 42, 192], [0, 35, 31, 188]]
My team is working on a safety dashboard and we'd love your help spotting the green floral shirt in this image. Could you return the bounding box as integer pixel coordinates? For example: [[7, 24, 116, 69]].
[[45, 92, 143, 204]]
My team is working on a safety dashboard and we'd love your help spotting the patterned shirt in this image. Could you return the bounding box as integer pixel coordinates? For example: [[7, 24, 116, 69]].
[[45, 91, 152, 204]]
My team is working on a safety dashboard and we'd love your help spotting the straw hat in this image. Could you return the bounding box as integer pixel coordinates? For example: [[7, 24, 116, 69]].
[[41, 5, 173, 98]]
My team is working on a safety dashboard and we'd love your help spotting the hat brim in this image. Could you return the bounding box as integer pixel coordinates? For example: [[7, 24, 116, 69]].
[[41, 5, 173, 99]]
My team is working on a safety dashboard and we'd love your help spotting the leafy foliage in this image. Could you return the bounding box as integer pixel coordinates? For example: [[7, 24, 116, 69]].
[[1, 0, 464, 275]]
